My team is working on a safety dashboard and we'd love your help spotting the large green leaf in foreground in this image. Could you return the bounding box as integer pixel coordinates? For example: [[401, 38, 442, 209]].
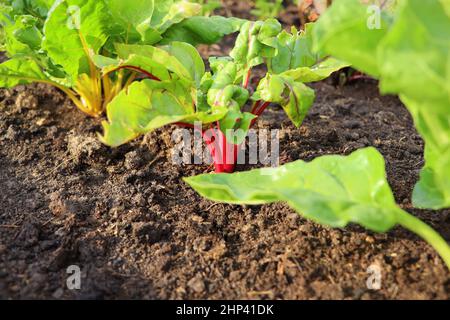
[[314, 0, 450, 209], [185, 148, 450, 268]]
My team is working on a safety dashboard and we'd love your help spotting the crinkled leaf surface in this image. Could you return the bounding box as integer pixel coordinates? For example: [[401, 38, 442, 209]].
[[250, 22, 347, 128], [269, 24, 325, 74], [230, 19, 282, 78], [0, 13, 43, 56], [185, 147, 401, 232], [6, 0, 53, 21], [254, 74, 315, 127], [206, 57, 253, 144]]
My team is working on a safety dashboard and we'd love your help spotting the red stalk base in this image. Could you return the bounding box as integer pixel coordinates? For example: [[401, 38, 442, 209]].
[[202, 127, 239, 174]]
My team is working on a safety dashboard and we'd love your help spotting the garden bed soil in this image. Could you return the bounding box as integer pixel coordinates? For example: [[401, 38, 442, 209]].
[[1, 79, 449, 300], [0, 1, 449, 300]]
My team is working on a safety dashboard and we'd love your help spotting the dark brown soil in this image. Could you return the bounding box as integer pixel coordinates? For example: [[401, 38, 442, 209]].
[[1, 78, 449, 300], [0, 2, 449, 301]]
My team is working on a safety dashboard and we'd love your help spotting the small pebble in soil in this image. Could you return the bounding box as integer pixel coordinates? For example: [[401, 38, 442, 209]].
[[15, 91, 38, 111], [67, 132, 104, 164], [343, 131, 360, 141], [132, 222, 166, 244], [187, 276, 206, 294], [52, 288, 64, 299], [5, 125, 19, 141], [16, 220, 40, 248], [343, 119, 361, 129], [124, 150, 145, 170]]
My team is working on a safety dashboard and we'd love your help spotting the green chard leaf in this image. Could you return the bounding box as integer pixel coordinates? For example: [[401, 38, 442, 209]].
[[0, 57, 49, 87], [280, 58, 350, 83], [100, 43, 227, 147], [160, 16, 245, 46], [100, 79, 194, 147], [230, 19, 282, 79], [152, 0, 201, 34], [105, 0, 204, 45], [93, 53, 171, 82], [314, 0, 450, 209], [5, 0, 54, 23], [186, 148, 399, 231], [377, 0, 450, 103], [251, 22, 348, 128], [0, 11, 43, 57], [113, 42, 204, 85], [160, 41, 205, 86], [377, 1, 450, 209], [269, 23, 325, 74], [313, 0, 392, 77], [206, 57, 254, 144], [13, 0, 53, 14], [105, 0, 161, 44], [185, 147, 450, 268], [254, 74, 315, 127], [405, 97, 450, 209], [42, 0, 110, 81]]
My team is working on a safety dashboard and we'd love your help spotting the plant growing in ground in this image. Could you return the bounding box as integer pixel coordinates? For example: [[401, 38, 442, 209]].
[[99, 19, 348, 173], [313, 0, 450, 210], [190, 0, 222, 16], [185, 0, 450, 271], [0, 0, 242, 117], [251, 0, 285, 20], [185, 148, 450, 269]]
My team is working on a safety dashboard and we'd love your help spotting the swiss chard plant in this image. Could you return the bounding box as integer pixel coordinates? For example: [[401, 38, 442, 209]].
[[313, 0, 450, 210], [251, 0, 284, 20], [184, 0, 450, 271], [185, 147, 450, 269], [99, 19, 348, 173], [0, 0, 242, 117], [190, 0, 222, 16]]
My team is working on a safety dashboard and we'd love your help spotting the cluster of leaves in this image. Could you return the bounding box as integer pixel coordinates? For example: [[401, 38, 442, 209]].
[[100, 18, 347, 174], [313, 0, 450, 210], [0, 0, 241, 117], [251, 0, 284, 20], [185, 0, 450, 269]]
